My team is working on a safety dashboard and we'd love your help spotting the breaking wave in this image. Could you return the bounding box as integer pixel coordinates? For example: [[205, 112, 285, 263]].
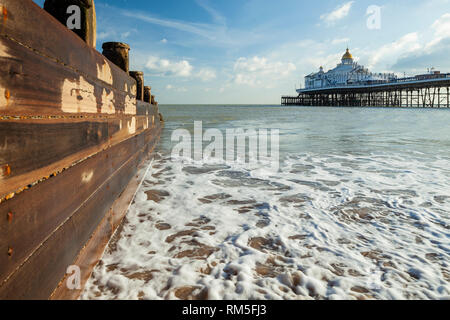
[[81, 149, 450, 300]]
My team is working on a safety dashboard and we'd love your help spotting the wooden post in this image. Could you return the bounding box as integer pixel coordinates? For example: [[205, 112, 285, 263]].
[[129, 71, 144, 101], [144, 86, 152, 103], [102, 42, 130, 74], [44, 0, 96, 48]]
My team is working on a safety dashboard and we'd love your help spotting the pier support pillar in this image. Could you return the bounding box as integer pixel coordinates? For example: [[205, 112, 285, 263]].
[[144, 86, 152, 103], [151, 95, 155, 105], [102, 42, 130, 74], [129, 71, 144, 101], [44, 0, 97, 48]]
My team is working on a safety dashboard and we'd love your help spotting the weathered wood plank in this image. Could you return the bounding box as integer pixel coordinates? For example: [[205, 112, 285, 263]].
[[0, 119, 110, 178], [0, 125, 162, 299], [0, 125, 160, 287], [0, 0, 134, 95], [0, 147, 142, 300], [50, 126, 162, 300], [0, 0, 164, 300], [0, 112, 158, 200], [0, 35, 137, 117]]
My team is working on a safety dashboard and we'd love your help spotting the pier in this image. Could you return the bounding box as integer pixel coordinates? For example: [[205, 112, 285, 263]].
[[282, 73, 450, 108]]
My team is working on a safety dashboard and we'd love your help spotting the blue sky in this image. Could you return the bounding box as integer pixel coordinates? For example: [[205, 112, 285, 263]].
[[33, 0, 450, 104]]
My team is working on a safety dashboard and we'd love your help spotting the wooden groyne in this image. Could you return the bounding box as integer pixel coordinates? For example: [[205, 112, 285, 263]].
[[0, 0, 162, 299]]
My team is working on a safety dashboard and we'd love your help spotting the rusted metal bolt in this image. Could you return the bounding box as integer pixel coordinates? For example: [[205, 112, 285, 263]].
[[7, 247, 13, 256], [3, 164, 11, 176], [7, 212, 13, 223], [4, 89, 10, 100], [2, 6, 7, 20]]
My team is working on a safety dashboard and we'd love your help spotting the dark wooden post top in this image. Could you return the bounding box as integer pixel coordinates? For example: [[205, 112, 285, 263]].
[[44, 0, 96, 48], [144, 86, 152, 103], [102, 42, 130, 74], [129, 71, 144, 101]]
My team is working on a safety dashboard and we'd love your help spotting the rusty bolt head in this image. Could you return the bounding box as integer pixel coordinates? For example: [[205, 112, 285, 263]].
[[7, 247, 13, 256], [4, 89, 10, 100], [7, 212, 13, 223], [2, 6, 7, 20], [5, 193, 14, 201], [3, 164, 11, 176]]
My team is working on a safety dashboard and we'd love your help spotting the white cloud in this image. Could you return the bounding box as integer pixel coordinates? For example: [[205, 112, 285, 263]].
[[368, 32, 421, 69], [233, 56, 296, 88], [97, 31, 113, 40], [426, 13, 450, 49], [165, 85, 187, 92], [121, 31, 131, 39], [195, 0, 226, 25], [146, 56, 193, 77], [390, 13, 450, 72], [289, 15, 450, 77], [161, 38, 168, 44], [123, 10, 219, 41], [196, 68, 217, 82], [432, 13, 450, 38], [361, 13, 450, 72], [331, 38, 350, 45], [145, 56, 217, 81], [320, 2, 354, 25], [119, 7, 261, 48], [97, 29, 136, 41]]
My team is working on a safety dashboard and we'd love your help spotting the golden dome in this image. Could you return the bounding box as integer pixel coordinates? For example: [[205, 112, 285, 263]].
[[342, 48, 353, 60]]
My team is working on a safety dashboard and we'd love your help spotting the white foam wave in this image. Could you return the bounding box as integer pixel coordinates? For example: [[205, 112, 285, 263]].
[[81, 152, 450, 300]]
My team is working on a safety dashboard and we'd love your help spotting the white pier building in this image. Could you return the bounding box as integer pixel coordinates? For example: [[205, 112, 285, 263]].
[[304, 48, 397, 90]]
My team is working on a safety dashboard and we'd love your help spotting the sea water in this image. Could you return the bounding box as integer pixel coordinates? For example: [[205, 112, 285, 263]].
[[81, 105, 450, 300]]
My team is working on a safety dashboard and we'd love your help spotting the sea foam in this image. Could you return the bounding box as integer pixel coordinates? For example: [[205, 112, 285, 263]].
[[81, 150, 450, 300]]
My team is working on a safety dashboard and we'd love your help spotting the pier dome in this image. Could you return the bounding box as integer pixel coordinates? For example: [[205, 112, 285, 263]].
[[342, 48, 353, 60]]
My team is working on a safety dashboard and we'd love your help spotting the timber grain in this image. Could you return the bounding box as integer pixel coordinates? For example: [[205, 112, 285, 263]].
[[0, 0, 163, 299]]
